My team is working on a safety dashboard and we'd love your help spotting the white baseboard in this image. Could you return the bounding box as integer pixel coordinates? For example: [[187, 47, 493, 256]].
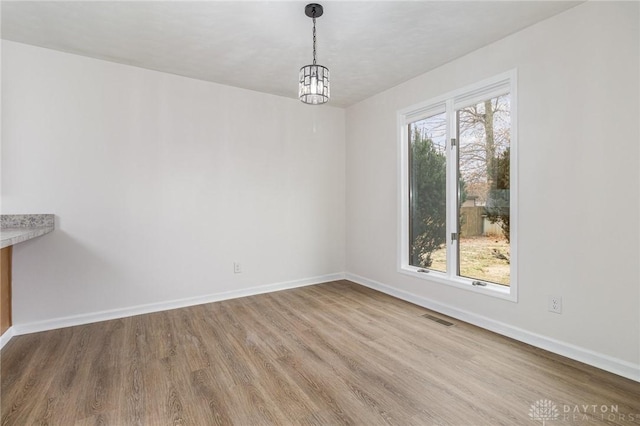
[[12, 273, 346, 336], [345, 272, 640, 383], [0, 326, 15, 350]]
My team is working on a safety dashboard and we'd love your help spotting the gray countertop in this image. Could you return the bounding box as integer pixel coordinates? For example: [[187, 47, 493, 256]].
[[1, 214, 55, 249]]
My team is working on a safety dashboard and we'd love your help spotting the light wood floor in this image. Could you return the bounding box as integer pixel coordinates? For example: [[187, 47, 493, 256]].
[[1, 280, 639, 425]]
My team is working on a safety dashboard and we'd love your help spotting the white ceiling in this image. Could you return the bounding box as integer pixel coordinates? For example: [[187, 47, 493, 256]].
[[1, 1, 581, 107]]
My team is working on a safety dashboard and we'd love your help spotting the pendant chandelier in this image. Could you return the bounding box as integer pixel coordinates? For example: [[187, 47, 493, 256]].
[[299, 3, 330, 105]]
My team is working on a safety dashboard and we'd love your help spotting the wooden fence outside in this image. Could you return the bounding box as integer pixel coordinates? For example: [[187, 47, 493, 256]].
[[460, 206, 503, 237]]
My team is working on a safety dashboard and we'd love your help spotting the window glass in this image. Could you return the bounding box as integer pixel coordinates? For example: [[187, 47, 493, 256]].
[[408, 112, 447, 272], [457, 94, 511, 285]]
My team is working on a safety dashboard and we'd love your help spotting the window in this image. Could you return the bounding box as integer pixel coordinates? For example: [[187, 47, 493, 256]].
[[399, 71, 517, 300]]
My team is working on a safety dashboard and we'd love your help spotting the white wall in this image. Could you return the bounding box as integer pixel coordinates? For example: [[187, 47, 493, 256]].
[[346, 1, 639, 374], [2, 41, 345, 326]]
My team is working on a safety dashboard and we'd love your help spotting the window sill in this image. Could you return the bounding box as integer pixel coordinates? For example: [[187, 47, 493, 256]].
[[399, 266, 517, 302]]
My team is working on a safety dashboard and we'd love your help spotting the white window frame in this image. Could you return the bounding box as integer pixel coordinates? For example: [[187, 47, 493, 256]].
[[398, 70, 518, 302]]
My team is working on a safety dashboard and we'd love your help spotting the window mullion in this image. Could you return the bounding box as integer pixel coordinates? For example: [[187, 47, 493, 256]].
[[445, 99, 458, 278]]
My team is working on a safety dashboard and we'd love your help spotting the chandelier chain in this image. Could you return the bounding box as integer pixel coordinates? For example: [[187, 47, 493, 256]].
[[312, 15, 317, 65]]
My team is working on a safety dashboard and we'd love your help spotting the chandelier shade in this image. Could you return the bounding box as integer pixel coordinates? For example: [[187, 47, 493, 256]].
[[299, 64, 330, 105], [299, 3, 329, 105]]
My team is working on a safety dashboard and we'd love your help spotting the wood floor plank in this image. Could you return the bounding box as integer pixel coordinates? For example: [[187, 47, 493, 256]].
[[2, 280, 639, 425]]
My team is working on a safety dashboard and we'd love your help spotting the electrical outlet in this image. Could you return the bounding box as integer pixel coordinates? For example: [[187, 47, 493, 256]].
[[548, 295, 562, 314], [233, 262, 241, 274]]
